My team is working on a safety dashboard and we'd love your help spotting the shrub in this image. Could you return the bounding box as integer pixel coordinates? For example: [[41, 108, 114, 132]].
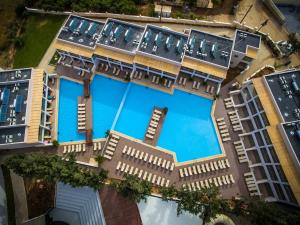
[[202, 81, 208, 86], [124, 74, 131, 82], [162, 107, 168, 115], [52, 140, 59, 147], [104, 129, 110, 138]]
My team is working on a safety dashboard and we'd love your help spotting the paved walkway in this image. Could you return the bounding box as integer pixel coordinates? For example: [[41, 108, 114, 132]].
[[0, 167, 8, 225], [10, 171, 28, 225]]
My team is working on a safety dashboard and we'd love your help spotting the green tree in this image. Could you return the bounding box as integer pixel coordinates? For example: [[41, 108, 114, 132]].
[[113, 174, 152, 203], [5, 153, 108, 190], [159, 185, 177, 201]]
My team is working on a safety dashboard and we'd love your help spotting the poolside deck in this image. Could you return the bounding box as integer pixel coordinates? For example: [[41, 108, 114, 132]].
[[143, 108, 166, 146]]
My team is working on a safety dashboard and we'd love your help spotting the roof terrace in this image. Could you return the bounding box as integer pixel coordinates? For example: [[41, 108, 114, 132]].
[[97, 18, 144, 53], [185, 30, 233, 68], [264, 70, 300, 122], [137, 25, 188, 63], [234, 30, 260, 53], [58, 15, 104, 49], [0, 69, 30, 145]]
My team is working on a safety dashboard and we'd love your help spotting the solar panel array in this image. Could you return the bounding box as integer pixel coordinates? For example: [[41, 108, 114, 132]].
[[97, 18, 144, 53], [186, 30, 233, 68], [138, 25, 188, 63], [58, 15, 105, 48]]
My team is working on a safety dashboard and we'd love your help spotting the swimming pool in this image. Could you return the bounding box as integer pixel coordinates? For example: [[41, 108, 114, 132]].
[[58, 75, 222, 162]]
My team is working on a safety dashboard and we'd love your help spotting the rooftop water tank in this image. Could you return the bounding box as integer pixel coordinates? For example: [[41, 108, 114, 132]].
[[292, 80, 300, 95]]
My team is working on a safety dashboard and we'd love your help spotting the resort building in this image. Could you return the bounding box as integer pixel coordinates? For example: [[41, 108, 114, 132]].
[[229, 69, 300, 205], [230, 30, 261, 71], [0, 68, 54, 149], [54, 15, 261, 96]]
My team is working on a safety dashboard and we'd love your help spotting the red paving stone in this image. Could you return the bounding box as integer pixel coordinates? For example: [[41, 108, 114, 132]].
[[99, 186, 142, 225]]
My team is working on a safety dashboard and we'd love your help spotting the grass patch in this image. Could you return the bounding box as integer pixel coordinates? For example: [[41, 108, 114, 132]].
[[1, 164, 16, 225], [13, 14, 65, 68], [49, 51, 60, 66]]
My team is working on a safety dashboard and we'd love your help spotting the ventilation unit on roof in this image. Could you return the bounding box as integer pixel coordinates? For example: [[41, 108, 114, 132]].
[[165, 35, 174, 50], [292, 78, 300, 95], [176, 38, 184, 54], [188, 36, 195, 50], [124, 28, 133, 42], [103, 22, 113, 37], [113, 25, 124, 39]]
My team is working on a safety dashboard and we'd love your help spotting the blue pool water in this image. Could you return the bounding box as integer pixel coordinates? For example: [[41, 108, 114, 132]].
[[58, 75, 221, 162]]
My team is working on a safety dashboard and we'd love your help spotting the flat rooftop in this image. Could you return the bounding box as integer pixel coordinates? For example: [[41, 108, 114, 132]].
[[281, 121, 300, 166], [264, 70, 300, 122], [234, 30, 260, 53], [138, 25, 188, 63], [186, 30, 233, 68], [0, 69, 31, 144], [57, 15, 104, 48], [97, 18, 144, 53]]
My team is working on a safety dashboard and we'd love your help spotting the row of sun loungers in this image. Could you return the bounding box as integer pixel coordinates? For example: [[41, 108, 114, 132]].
[[63, 143, 86, 154], [178, 158, 230, 178], [192, 81, 201, 90], [224, 97, 234, 109], [182, 174, 235, 191], [228, 111, 243, 132], [234, 140, 248, 163], [103, 134, 120, 160], [244, 172, 260, 196], [177, 77, 187, 86], [122, 145, 175, 172], [216, 117, 231, 142], [99, 64, 121, 76], [116, 161, 170, 187], [78, 103, 86, 130], [133, 71, 143, 80], [146, 110, 162, 139], [205, 85, 215, 95]]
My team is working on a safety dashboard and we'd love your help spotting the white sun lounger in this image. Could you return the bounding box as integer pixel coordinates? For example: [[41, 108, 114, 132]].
[[223, 137, 231, 142], [124, 165, 130, 173], [110, 138, 118, 144], [165, 180, 170, 187], [131, 148, 136, 157], [127, 147, 132, 155], [160, 178, 165, 186], [134, 168, 139, 175], [120, 163, 126, 172], [170, 163, 175, 171], [135, 150, 140, 158], [179, 169, 184, 178], [162, 159, 166, 168], [196, 165, 202, 174], [71, 145, 75, 152], [146, 134, 154, 139], [201, 164, 206, 173], [225, 159, 230, 168], [218, 121, 226, 126], [129, 166, 134, 175], [144, 153, 148, 162], [183, 168, 188, 176], [148, 155, 153, 163], [107, 146, 115, 152], [143, 171, 148, 180], [153, 156, 158, 165], [103, 154, 112, 160], [139, 151, 144, 160], [147, 173, 152, 182], [109, 142, 117, 147], [156, 176, 161, 185], [188, 167, 193, 176], [166, 161, 170, 170], [63, 146, 67, 154], [157, 158, 162, 166], [116, 161, 122, 170], [105, 150, 113, 156], [154, 109, 162, 115], [122, 145, 128, 154], [138, 170, 143, 178], [229, 174, 235, 183], [152, 174, 157, 184]]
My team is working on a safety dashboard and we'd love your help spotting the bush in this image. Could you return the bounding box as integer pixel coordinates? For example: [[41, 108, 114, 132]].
[[124, 74, 131, 82], [162, 107, 168, 115], [202, 81, 208, 86], [14, 37, 24, 49], [52, 140, 59, 147]]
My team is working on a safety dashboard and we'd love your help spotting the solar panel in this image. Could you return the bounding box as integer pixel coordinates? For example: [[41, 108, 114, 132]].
[[15, 95, 23, 113], [155, 32, 163, 47], [188, 36, 195, 50], [113, 25, 124, 39], [124, 28, 133, 42], [211, 43, 218, 58], [0, 105, 8, 122], [2, 88, 10, 106], [165, 35, 174, 50], [144, 30, 152, 43], [79, 20, 89, 35], [199, 39, 206, 53], [103, 22, 113, 37], [87, 23, 97, 37], [69, 18, 80, 32], [176, 38, 184, 54]]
